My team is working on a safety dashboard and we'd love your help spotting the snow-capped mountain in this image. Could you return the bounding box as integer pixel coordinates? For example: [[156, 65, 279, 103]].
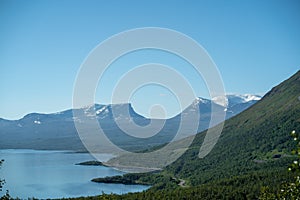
[[78, 103, 145, 120], [0, 94, 261, 151], [183, 94, 261, 119], [171, 95, 261, 137], [212, 94, 261, 107]]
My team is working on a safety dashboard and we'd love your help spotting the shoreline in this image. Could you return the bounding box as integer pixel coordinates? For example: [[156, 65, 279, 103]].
[[102, 162, 162, 173]]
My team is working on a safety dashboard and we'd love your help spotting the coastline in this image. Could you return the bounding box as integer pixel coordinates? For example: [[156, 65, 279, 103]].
[[101, 162, 162, 173]]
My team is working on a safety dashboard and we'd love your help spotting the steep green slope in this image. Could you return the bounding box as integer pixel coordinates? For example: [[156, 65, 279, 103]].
[[70, 70, 300, 199], [68, 170, 294, 200], [165, 70, 300, 186]]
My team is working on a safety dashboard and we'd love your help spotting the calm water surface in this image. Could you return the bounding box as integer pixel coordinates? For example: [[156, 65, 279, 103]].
[[0, 149, 149, 199]]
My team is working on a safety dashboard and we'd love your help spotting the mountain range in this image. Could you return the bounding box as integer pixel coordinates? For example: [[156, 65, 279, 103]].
[[0, 94, 261, 151], [91, 70, 300, 199]]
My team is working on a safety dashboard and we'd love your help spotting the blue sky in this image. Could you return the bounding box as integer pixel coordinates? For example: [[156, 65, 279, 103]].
[[1, 0, 300, 119]]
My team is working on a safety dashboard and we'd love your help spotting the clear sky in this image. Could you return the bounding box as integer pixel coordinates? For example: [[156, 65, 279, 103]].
[[1, 0, 300, 119]]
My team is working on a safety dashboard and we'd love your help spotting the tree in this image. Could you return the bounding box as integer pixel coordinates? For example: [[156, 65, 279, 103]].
[[260, 130, 300, 199], [0, 159, 11, 200], [0, 159, 4, 192]]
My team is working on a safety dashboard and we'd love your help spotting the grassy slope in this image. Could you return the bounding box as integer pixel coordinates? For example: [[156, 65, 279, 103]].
[[165, 70, 300, 185], [69, 70, 300, 199]]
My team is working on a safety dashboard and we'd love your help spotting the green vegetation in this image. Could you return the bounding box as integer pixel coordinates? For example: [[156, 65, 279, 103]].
[[78, 70, 300, 199], [3, 71, 300, 199], [162, 70, 300, 190], [92, 172, 178, 187], [260, 130, 300, 199], [0, 160, 12, 200], [0, 159, 4, 192], [63, 170, 294, 200], [76, 161, 104, 166]]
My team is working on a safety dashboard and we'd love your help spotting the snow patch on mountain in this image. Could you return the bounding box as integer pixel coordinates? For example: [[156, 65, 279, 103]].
[[96, 106, 108, 115], [34, 120, 41, 124], [211, 96, 228, 107], [212, 94, 262, 107], [240, 94, 262, 102], [195, 97, 210, 104]]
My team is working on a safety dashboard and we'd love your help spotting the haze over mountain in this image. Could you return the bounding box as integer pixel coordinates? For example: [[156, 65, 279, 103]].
[[0, 94, 260, 151], [91, 70, 300, 199]]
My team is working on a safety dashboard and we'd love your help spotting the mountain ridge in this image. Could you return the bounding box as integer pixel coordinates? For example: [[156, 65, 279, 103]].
[[0, 94, 261, 151], [163, 70, 300, 190], [0, 94, 261, 121], [88, 70, 300, 199]]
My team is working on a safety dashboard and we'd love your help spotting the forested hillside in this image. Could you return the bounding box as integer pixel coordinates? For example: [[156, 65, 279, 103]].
[[64, 70, 300, 199]]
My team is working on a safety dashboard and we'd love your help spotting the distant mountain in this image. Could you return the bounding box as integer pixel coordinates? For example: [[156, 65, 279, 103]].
[[225, 94, 261, 117], [162, 70, 300, 197], [0, 103, 150, 151], [0, 94, 261, 151], [97, 71, 300, 199], [223, 94, 261, 106]]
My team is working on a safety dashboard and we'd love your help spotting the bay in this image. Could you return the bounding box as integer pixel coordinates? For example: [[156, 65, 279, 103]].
[[0, 149, 149, 199]]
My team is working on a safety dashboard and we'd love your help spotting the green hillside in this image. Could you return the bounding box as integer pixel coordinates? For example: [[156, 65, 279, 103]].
[[69, 70, 300, 199], [166, 70, 300, 184]]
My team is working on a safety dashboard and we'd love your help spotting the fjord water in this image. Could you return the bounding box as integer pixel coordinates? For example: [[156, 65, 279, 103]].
[[0, 149, 149, 199]]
